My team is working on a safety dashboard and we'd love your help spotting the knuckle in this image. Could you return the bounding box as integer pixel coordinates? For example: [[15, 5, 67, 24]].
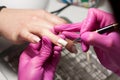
[[19, 30, 25, 37], [36, 9, 47, 17], [40, 29, 48, 35], [19, 30, 31, 39], [86, 33, 94, 43], [106, 39, 114, 49], [26, 34, 33, 40]]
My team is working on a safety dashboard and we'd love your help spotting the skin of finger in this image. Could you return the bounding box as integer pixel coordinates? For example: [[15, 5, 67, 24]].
[[51, 29, 60, 42], [41, 29, 62, 46], [28, 18, 55, 30], [28, 17, 57, 35], [0, 9, 40, 44], [29, 22, 67, 47], [26, 17, 65, 46], [43, 11, 67, 25], [19, 29, 40, 43], [34, 10, 67, 25], [0, 8, 65, 45]]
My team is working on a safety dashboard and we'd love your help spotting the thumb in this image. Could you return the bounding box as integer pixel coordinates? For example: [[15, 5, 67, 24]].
[[52, 46, 62, 67], [81, 32, 111, 50], [37, 36, 52, 65]]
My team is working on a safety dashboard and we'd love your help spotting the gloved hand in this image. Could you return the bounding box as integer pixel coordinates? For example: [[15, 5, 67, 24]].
[[18, 36, 62, 80], [80, 8, 120, 75], [54, 23, 81, 40], [54, 8, 120, 76]]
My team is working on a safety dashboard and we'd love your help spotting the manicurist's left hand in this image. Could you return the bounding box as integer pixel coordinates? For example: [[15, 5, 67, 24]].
[[18, 36, 62, 80]]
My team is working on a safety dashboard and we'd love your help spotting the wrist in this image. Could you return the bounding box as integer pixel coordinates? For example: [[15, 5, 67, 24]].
[[0, 6, 6, 36], [0, 6, 6, 11]]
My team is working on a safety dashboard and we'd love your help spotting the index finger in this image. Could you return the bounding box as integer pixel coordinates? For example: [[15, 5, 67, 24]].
[[39, 10, 67, 25]]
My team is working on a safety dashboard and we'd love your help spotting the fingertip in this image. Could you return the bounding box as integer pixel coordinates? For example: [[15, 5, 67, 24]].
[[81, 42, 89, 52], [43, 30, 68, 47], [29, 43, 41, 50], [46, 13, 67, 26], [58, 34, 66, 39], [51, 14, 67, 24], [32, 36, 41, 43], [54, 46, 62, 52], [20, 31, 41, 43], [57, 38, 68, 47]]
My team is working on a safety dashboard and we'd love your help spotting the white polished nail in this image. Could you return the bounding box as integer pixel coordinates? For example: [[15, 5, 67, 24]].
[[33, 36, 41, 43], [57, 38, 68, 47]]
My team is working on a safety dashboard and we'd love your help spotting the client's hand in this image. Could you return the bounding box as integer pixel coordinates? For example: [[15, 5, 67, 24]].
[[18, 36, 62, 80], [0, 8, 66, 45]]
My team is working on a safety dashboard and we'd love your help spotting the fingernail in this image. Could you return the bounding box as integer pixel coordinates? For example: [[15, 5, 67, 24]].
[[33, 36, 41, 43], [71, 45, 78, 53], [57, 38, 68, 47]]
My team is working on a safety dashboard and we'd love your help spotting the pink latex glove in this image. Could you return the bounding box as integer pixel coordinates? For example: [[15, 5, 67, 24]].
[[55, 8, 120, 76], [54, 23, 81, 40], [18, 36, 62, 80], [80, 8, 120, 76]]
